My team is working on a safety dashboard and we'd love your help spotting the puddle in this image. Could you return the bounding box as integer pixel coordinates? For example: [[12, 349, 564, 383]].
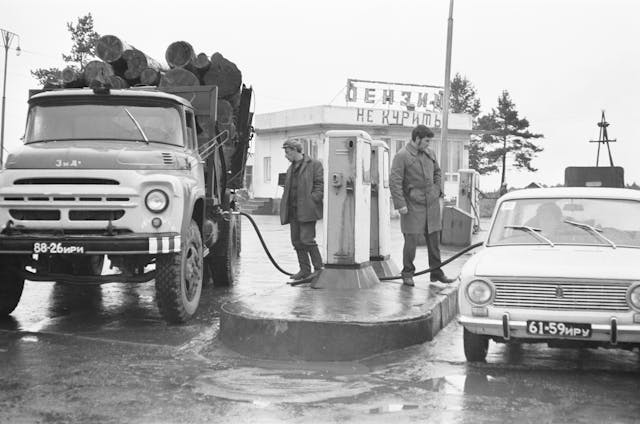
[[193, 367, 373, 403]]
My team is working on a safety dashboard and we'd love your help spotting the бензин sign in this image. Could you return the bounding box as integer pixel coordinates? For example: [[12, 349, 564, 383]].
[[345, 78, 444, 112]]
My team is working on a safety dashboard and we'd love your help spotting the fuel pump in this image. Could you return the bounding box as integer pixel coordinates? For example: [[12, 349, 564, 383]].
[[442, 168, 478, 246], [369, 140, 399, 278], [457, 168, 480, 232], [312, 130, 381, 289]]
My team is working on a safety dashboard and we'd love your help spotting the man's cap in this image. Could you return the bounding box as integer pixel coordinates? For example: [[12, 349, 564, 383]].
[[282, 139, 303, 151]]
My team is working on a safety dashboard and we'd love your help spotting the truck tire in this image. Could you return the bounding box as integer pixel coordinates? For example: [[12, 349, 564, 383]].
[[155, 220, 203, 324], [0, 256, 25, 316], [208, 216, 238, 287], [463, 327, 489, 362]]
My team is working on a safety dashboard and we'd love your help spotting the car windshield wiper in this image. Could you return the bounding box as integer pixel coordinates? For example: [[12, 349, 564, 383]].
[[504, 225, 555, 247], [563, 219, 616, 249], [123, 108, 149, 144]]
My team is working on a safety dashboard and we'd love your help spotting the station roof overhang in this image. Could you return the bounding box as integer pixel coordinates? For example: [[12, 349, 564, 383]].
[[254, 105, 473, 136]]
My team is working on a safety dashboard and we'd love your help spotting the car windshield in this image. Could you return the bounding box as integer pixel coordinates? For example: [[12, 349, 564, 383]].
[[488, 197, 640, 248], [24, 102, 184, 146]]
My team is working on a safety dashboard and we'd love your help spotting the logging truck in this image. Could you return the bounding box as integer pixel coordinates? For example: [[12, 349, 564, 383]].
[[0, 82, 253, 323]]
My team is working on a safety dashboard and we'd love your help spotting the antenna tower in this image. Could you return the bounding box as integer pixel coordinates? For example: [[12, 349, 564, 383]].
[[589, 111, 616, 166]]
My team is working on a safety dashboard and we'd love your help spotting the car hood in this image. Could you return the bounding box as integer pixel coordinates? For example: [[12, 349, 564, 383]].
[[5, 140, 189, 170], [471, 245, 640, 280]]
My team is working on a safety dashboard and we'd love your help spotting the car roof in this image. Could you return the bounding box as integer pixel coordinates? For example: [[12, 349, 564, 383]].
[[29, 87, 192, 108], [499, 187, 640, 202]]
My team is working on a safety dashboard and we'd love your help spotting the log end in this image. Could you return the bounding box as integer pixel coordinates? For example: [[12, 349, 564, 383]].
[[165, 41, 196, 69], [96, 34, 124, 63]]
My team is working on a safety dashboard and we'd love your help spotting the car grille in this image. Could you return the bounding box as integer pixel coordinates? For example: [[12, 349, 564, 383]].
[[493, 280, 630, 311]]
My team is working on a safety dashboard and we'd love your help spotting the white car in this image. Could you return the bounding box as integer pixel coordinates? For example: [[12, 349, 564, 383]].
[[458, 187, 640, 361]]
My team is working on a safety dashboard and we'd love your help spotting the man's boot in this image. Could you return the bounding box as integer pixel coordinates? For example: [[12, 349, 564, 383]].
[[290, 249, 312, 280], [401, 272, 415, 287], [309, 245, 323, 273]]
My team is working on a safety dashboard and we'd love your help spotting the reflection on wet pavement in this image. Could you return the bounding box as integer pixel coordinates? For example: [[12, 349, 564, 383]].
[[3, 215, 640, 423]]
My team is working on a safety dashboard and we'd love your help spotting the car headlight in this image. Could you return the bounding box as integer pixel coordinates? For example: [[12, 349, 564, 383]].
[[466, 279, 493, 305], [628, 283, 640, 311], [145, 189, 169, 213]]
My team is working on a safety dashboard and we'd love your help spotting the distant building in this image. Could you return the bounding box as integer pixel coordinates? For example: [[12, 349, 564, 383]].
[[246, 79, 474, 202]]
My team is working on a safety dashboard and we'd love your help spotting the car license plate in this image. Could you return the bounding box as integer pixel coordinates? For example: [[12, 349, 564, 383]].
[[526, 320, 591, 338], [33, 242, 85, 255]]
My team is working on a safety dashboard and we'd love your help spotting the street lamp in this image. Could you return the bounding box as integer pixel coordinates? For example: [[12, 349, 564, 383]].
[[1, 28, 20, 168]]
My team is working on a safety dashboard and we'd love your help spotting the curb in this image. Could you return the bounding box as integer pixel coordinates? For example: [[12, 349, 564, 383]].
[[425, 280, 460, 340]]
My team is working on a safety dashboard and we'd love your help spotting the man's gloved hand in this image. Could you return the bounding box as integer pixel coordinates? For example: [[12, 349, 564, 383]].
[[398, 206, 408, 215]]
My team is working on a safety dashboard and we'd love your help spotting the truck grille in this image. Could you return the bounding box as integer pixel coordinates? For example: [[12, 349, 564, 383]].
[[69, 210, 125, 221], [4, 196, 130, 203], [14, 178, 119, 185], [493, 280, 630, 311], [9, 209, 61, 220]]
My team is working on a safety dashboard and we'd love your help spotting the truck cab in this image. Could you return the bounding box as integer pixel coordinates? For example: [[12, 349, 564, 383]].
[[0, 84, 251, 323]]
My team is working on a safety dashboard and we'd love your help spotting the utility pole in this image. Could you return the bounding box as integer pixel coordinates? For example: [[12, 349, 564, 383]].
[[1, 28, 20, 168], [440, 0, 454, 176]]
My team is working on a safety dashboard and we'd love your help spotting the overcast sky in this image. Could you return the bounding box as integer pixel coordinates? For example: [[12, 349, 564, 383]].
[[2, 0, 639, 190]]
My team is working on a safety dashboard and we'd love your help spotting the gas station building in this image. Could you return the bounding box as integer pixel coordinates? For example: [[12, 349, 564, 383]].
[[248, 79, 474, 203]]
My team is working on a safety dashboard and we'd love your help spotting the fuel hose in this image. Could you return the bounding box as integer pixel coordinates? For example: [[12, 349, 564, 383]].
[[238, 211, 484, 285]]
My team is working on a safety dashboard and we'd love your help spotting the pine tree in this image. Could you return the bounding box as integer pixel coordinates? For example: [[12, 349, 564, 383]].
[[449, 73, 481, 117], [475, 91, 544, 189], [448, 73, 486, 172]]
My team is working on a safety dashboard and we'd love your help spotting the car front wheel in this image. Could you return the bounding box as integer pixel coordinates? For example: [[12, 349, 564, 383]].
[[463, 327, 489, 362]]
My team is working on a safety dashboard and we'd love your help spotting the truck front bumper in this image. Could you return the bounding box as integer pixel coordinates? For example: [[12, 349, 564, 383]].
[[0, 232, 181, 255]]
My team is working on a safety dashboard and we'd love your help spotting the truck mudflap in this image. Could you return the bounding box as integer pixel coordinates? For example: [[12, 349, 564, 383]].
[[0, 232, 181, 255]]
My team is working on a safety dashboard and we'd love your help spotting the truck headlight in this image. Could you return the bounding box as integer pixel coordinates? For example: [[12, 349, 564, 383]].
[[466, 279, 493, 306], [145, 189, 169, 213], [628, 283, 640, 311]]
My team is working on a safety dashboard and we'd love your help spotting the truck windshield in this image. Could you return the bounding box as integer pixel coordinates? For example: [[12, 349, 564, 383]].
[[24, 102, 184, 146]]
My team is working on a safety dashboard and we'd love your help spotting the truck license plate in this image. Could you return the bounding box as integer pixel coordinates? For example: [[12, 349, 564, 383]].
[[526, 320, 591, 338], [33, 242, 85, 254]]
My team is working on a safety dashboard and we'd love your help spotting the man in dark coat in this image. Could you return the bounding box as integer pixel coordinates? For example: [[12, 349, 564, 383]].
[[280, 139, 324, 280], [390, 125, 455, 287]]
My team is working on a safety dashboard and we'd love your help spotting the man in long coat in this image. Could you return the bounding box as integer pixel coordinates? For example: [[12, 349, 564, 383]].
[[390, 125, 455, 287], [280, 139, 324, 280]]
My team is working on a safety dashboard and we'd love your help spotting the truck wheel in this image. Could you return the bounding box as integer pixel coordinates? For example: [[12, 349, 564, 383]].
[[463, 327, 489, 362], [155, 220, 203, 324], [208, 216, 238, 287], [0, 256, 25, 316]]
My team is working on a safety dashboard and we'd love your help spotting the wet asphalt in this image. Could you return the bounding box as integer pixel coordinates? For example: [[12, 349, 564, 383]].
[[1, 215, 639, 423]]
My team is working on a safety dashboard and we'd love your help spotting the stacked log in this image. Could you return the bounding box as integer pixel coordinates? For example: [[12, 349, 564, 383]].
[[159, 68, 200, 87], [140, 68, 162, 86], [61, 66, 84, 88], [83, 60, 115, 88], [95, 34, 131, 76], [122, 49, 163, 83], [203, 53, 242, 98], [96, 35, 163, 87], [194, 53, 211, 75], [165, 41, 196, 70]]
